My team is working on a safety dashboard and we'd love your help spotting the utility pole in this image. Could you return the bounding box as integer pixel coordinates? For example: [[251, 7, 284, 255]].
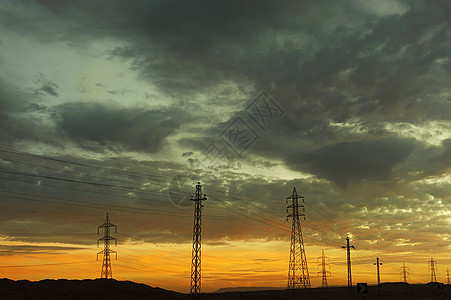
[[286, 187, 311, 289], [446, 268, 450, 285], [400, 262, 409, 283], [342, 237, 355, 288], [97, 212, 117, 279], [190, 182, 207, 295], [374, 257, 382, 286], [317, 249, 331, 288], [429, 257, 437, 283]]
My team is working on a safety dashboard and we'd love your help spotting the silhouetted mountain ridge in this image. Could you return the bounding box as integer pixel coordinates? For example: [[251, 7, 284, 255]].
[[215, 286, 284, 293], [0, 278, 184, 300], [0, 279, 449, 299]]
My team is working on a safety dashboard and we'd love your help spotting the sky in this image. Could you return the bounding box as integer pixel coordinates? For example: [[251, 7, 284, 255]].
[[0, 0, 450, 293]]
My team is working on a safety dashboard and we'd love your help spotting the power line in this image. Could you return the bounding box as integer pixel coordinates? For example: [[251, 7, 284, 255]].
[[0, 146, 174, 184], [0, 189, 244, 221], [2, 157, 298, 227], [204, 184, 285, 220], [207, 194, 289, 232], [0, 144, 399, 263], [0, 145, 391, 257], [0, 132, 192, 182], [206, 185, 384, 255], [1, 176, 296, 241], [0, 155, 139, 186], [0, 168, 175, 203], [0, 167, 132, 189], [0, 174, 169, 206], [2, 172, 381, 258]]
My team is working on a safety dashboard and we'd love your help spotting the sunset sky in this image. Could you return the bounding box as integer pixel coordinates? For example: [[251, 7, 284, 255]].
[[0, 0, 450, 293]]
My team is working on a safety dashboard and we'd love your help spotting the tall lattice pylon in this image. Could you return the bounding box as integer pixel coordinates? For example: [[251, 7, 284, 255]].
[[190, 182, 207, 295], [400, 262, 409, 283], [446, 268, 450, 285], [317, 249, 331, 288], [97, 212, 117, 279], [286, 187, 311, 289], [428, 257, 437, 283]]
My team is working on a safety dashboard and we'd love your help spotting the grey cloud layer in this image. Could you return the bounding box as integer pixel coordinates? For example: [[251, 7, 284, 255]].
[[4, 1, 450, 134], [0, 0, 449, 256], [288, 137, 418, 187], [57, 102, 182, 152]]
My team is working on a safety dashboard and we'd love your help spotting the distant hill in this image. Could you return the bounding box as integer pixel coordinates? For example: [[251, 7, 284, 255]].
[[0, 278, 186, 300], [0, 279, 449, 300], [215, 286, 284, 293]]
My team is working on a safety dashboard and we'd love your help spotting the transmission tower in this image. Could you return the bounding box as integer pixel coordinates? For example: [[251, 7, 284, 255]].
[[374, 257, 382, 285], [446, 268, 450, 285], [190, 182, 207, 295], [97, 212, 117, 279], [429, 257, 437, 283], [342, 237, 355, 288], [286, 187, 311, 289], [400, 262, 409, 283], [317, 249, 331, 288]]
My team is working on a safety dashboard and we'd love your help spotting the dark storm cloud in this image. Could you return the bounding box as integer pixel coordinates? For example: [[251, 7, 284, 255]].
[[0, 78, 64, 148], [6, 1, 449, 130], [0, 0, 449, 257], [24, 1, 334, 94], [415, 138, 451, 179], [0, 80, 16, 131], [101, 0, 451, 127], [6, 0, 446, 189], [288, 137, 419, 187], [33, 73, 59, 97], [88, 0, 451, 166], [37, 0, 289, 46], [57, 102, 182, 152], [0, 79, 37, 143]]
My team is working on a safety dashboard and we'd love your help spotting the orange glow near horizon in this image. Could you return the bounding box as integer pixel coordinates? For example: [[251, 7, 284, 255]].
[[1, 238, 449, 293]]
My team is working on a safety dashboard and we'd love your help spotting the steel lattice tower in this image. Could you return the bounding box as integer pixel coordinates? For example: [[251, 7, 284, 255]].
[[317, 250, 331, 288], [286, 187, 311, 289], [342, 237, 355, 288], [374, 257, 382, 286], [400, 262, 409, 283], [446, 268, 450, 285], [190, 182, 207, 295], [428, 257, 437, 283], [97, 213, 117, 279]]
